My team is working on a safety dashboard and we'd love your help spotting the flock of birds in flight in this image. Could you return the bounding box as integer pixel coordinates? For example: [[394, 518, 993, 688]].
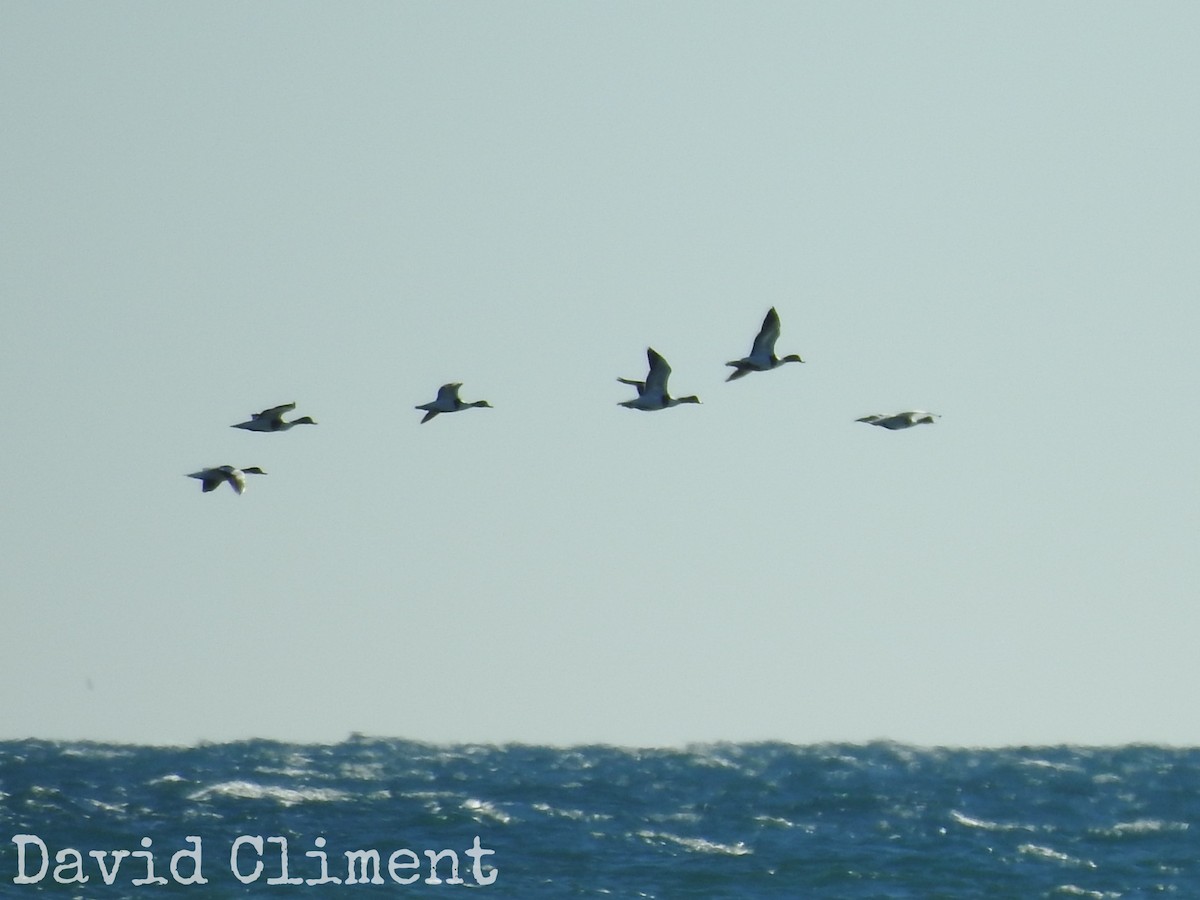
[[187, 308, 938, 494]]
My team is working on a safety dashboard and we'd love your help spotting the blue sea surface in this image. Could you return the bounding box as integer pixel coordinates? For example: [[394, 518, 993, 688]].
[[1, 738, 1197, 897]]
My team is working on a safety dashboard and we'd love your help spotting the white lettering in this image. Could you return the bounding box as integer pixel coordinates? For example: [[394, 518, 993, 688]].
[[88, 849, 129, 885], [170, 836, 207, 885], [12, 835, 49, 884], [266, 835, 303, 885], [387, 848, 420, 885], [305, 836, 341, 885], [424, 848, 462, 885], [14, 832, 496, 887], [53, 848, 87, 884], [466, 835, 498, 885], [131, 837, 167, 886], [344, 848, 384, 885], [230, 835, 263, 884]]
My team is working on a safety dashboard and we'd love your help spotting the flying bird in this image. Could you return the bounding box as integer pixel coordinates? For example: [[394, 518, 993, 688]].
[[725, 307, 804, 381], [856, 411, 939, 430], [618, 348, 701, 411], [231, 402, 317, 432], [416, 383, 492, 423], [186, 465, 267, 494]]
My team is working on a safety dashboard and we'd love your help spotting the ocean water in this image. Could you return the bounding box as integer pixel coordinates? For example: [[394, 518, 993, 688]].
[[1, 739, 1196, 898]]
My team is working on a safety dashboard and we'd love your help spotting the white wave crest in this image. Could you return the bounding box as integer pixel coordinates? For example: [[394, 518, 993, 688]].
[[1017, 843, 1096, 868], [531, 802, 610, 823], [753, 814, 814, 832], [462, 797, 514, 825], [187, 780, 348, 806], [1094, 820, 1185, 844], [950, 810, 1036, 832], [1051, 886, 1121, 898], [637, 830, 752, 855]]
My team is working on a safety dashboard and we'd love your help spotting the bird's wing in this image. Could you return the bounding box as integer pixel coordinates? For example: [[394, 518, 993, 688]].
[[254, 402, 295, 421], [749, 308, 781, 358], [228, 470, 247, 493], [643, 348, 672, 399], [435, 383, 462, 405], [191, 469, 223, 491]]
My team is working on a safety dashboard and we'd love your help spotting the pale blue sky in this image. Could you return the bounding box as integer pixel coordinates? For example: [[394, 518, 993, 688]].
[[2, 2, 1198, 747]]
